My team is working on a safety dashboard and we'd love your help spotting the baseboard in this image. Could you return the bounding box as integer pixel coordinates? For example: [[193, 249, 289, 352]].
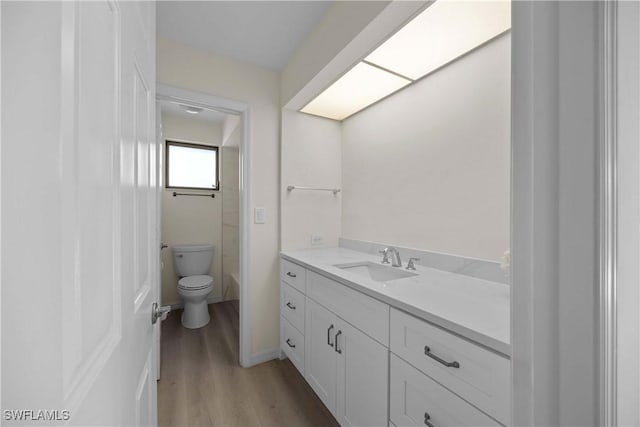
[[247, 348, 281, 367], [168, 295, 223, 311]]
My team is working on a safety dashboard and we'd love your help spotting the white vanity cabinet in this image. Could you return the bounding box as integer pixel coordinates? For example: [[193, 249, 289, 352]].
[[280, 258, 389, 427], [305, 298, 388, 427], [280, 254, 511, 427]]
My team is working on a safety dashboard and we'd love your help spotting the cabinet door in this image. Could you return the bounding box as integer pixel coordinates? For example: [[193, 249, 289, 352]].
[[305, 298, 338, 415], [336, 320, 389, 427]]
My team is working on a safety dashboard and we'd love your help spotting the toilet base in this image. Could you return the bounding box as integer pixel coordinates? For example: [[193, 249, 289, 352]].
[[181, 299, 210, 329], [177, 276, 214, 329]]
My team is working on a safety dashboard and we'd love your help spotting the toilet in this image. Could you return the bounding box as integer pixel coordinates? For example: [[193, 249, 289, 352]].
[[172, 244, 215, 329]]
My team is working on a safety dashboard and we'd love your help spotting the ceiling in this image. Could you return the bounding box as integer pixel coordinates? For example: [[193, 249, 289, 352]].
[[157, 1, 332, 70]]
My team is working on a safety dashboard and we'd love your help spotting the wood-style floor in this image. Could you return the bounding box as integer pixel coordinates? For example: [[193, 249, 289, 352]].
[[158, 301, 339, 427]]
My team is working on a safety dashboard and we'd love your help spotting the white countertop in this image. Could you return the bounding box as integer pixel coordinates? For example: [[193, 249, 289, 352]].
[[281, 247, 511, 356]]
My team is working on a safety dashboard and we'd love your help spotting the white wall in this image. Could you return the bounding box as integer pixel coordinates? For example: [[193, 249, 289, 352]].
[[158, 38, 281, 357], [221, 144, 240, 300], [281, 110, 342, 249], [279, 1, 426, 252], [160, 114, 223, 306], [341, 33, 511, 262]]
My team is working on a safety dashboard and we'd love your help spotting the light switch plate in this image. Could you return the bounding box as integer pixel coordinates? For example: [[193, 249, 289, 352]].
[[254, 207, 266, 224]]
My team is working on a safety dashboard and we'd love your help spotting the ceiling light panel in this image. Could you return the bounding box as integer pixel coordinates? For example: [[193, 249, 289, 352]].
[[365, 0, 511, 80], [301, 62, 411, 121]]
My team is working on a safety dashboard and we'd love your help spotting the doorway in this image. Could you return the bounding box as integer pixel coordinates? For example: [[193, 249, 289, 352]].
[[156, 84, 252, 369]]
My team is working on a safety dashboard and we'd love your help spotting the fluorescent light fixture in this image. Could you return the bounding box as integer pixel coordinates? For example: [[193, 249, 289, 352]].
[[301, 62, 411, 121], [300, 0, 510, 121], [365, 0, 511, 80]]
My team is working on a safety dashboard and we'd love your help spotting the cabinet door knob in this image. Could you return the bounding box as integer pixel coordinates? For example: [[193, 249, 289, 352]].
[[286, 272, 297, 278], [334, 330, 342, 354], [327, 324, 334, 347], [286, 339, 296, 349], [424, 345, 460, 368], [424, 412, 434, 427], [286, 302, 296, 310]]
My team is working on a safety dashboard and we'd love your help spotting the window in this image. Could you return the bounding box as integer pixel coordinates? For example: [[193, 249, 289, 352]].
[[165, 141, 219, 190]]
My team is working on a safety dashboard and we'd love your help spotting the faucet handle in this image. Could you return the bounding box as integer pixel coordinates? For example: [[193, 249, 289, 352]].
[[407, 257, 420, 270], [379, 248, 390, 264]]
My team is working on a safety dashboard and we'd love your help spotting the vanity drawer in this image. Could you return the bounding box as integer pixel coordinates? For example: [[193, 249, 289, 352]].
[[282, 317, 305, 375], [281, 282, 305, 333], [281, 259, 307, 293], [307, 270, 389, 346], [390, 354, 501, 427], [390, 308, 510, 424]]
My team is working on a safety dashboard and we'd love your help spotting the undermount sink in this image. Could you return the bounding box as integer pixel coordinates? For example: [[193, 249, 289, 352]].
[[334, 261, 418, 282]]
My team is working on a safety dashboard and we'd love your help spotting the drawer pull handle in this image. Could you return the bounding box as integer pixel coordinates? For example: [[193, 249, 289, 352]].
[[424, 346, 460, 368], [286, 302, 296, 310], [327, 324, 334, 347], [286, 272, 297, 278], [286, 339, 296, 349], [335, 330, 342, 354], [424, 412, 434, 427]]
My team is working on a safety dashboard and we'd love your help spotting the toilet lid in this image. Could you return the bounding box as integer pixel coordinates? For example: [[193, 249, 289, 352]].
[[178, 275, 213, 290]]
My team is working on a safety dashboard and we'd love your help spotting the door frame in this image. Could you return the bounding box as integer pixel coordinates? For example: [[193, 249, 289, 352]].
[[512, 1, 637, 425], [511, 1, 604, 425], [598, 1, 617, 425], [156, 84, 252, 367], [600, 1, 640, 425]]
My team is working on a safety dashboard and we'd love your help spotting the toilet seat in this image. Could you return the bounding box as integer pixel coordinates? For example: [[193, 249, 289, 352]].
[[178, 275, 213, 291]]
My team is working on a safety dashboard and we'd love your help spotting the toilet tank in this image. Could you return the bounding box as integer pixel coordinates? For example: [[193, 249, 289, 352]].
[[172, 244, 215, 277]]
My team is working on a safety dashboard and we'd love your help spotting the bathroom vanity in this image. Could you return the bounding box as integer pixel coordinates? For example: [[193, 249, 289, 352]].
[[279, 247, 510, 427]]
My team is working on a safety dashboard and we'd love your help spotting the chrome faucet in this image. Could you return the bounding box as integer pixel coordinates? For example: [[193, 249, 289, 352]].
[[378, 248, 391, 264], [388, 247, 402, 268]]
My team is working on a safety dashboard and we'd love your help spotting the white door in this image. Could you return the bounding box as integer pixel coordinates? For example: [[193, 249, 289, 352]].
[[120, 1, 159, 424], [1, 2, 158, 425], [335, 320, 389, 427], [305, 298, 338, 414]]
